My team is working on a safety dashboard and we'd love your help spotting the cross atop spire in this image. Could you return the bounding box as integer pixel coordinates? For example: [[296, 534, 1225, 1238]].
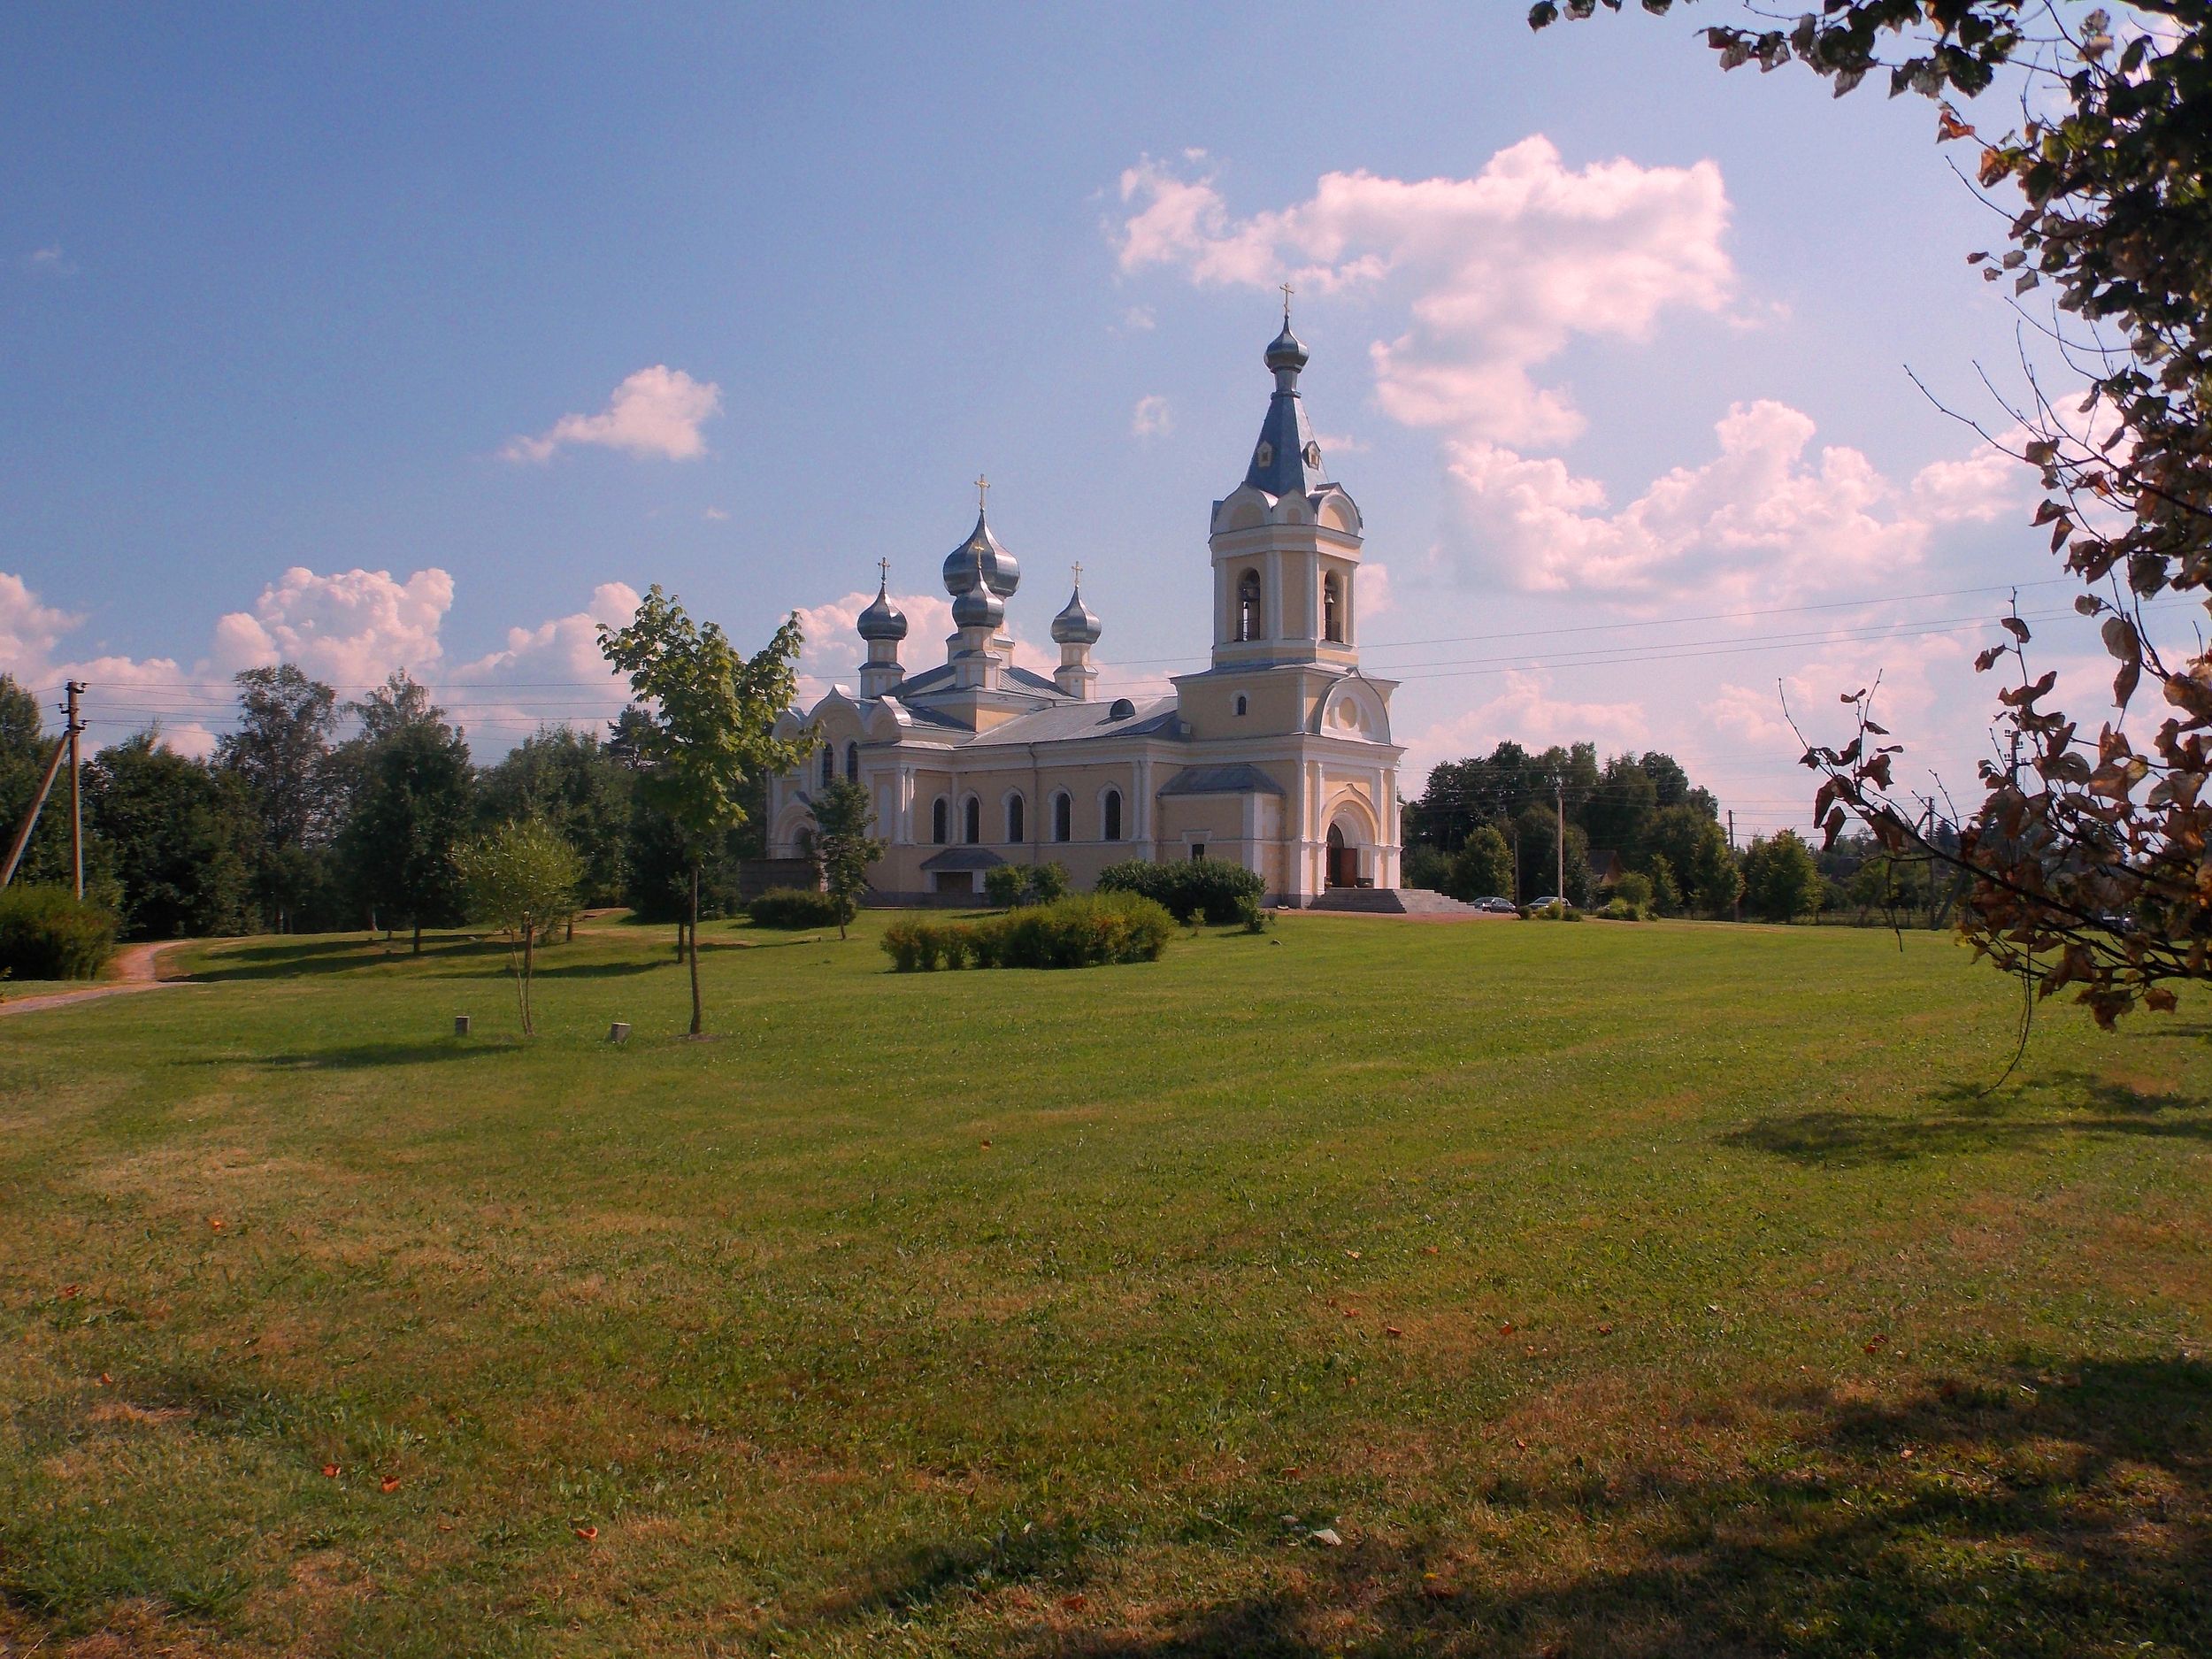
[[1279, 280, 1294, 322], [975, 473, 989, 511], [877, 557, 890, 588], [1071, 561, 1083, 587]]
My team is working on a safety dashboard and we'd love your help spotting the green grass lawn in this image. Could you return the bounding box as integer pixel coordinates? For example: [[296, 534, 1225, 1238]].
[[2, 911, 2207, 1657]]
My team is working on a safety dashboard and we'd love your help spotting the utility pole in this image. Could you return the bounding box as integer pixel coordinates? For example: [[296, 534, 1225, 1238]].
[[1728, 809, 1741, 924], [66, 681, 84, 901], [1554, 778, 1565, 904]]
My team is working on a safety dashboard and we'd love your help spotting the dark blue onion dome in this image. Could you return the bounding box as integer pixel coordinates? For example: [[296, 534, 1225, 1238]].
[[951, 579, 1004, 630], [1051, 581, 1102, 646], [1264, 319, 1309, 374], [856, 578, 908, 642], [941, 509, 1020, 599]]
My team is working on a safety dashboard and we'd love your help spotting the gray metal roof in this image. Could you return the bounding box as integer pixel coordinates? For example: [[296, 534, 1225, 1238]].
[[959, 696, 1182, 747], [1157, 762, 1285, 797], [919, 846, 1007, 872]]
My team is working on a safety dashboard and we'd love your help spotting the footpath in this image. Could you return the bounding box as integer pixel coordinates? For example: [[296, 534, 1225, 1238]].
[[0, 941, 193, 1019]]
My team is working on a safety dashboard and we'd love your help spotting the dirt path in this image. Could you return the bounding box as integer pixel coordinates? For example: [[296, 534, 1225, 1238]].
[[0, 940, 196, 1019]]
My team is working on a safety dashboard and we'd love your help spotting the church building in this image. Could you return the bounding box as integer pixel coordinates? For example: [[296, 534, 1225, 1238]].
[[766, 314, 1404, 907]]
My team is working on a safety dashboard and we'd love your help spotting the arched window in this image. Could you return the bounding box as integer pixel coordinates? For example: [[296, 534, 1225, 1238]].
[[1006, 794, 1025, 844], [1102, 788, 1124, 842], [1233, 694, 1248, 717], [843, 741, 859, 782], [964, 796, 981, 845], [1323, 572, 1344, 643], [1236, 569, 1263, 642], [933, 797, 949, 845], [819, 745, 833, 787], [1052, 792, 1071, 843]]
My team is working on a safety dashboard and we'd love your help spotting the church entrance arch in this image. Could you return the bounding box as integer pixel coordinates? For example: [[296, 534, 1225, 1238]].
[[1325, 824, 1356, 889]]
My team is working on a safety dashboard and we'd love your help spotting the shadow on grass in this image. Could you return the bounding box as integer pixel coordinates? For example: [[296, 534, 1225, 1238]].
[[966, 1356, 2211, 1658], [184, 1040, 517, 1071], [1719, 1069, 2212, 1168], [186, 935, 511, 981]]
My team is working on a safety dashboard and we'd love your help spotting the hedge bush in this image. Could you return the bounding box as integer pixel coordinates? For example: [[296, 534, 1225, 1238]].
[[1095, 857, 1264, 925], [881, 892, 1174, 972], [0, 885, 118, 980], [982, 863, 1073, 910], [747, 887, 843, 928]]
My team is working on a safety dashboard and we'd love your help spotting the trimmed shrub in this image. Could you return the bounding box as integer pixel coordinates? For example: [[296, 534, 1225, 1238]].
[[1233, 893, 1270, 933], [0, 885, 118, 980], [1525, 901, 1582, 922], [748, 887, 842, 928], [1095, 857, 1264, 925], [879, 893, 1174, 972], [1027, 862, 1071, 903], [982, 864, 1026, 910], [1600, 896, 1647, 922]]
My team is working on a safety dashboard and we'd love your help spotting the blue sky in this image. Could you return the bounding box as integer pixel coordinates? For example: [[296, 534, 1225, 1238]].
[[0, 2, 2127, 835]]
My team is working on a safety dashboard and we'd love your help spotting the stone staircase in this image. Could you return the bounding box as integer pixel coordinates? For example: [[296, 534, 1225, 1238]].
[[1306, 887, 1485, 916]]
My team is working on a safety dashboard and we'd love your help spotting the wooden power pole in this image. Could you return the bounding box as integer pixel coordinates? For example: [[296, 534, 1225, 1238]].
[[66, 681, 84, 900]]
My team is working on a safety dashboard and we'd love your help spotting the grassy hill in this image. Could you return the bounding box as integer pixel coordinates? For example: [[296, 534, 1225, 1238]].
[[2, 911, 2207, 1656]]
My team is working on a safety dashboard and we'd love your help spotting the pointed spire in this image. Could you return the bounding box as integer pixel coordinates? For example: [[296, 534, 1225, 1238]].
[[1244, 308, 1326, 496]]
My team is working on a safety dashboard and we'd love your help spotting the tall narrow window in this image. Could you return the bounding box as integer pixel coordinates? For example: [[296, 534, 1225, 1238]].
[[1234, 694, 1248, 717], [1052, 792, 1071, 843], [964, 796, 980, 845], [933, 797, 949, 845], [1006, 794, 1025, 844], [819, 745, 833, 787], [1323, 572, 1344, 643], [1236, 569, 1263, 642], [844, 741, 859, 782], [1103, 788, 1124, 842]]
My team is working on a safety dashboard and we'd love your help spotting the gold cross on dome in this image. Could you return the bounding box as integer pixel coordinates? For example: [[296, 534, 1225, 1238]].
[[878, 557, 890, 587], [1279, 280, 1294, 320], [1071, 562, 1083, 587], [975, 474, 989, 511]]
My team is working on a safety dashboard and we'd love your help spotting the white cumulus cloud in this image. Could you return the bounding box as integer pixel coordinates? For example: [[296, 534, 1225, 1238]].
[[1445, 400, 2026, 605], [1117, 138, 1734, 446], [1132, 395, 1172, 439], [1402, 669, 1648, 787], [212, 566, 454, 687], [503, 365, 723, 464]]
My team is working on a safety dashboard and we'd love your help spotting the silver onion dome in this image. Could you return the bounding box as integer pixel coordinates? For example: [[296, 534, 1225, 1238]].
[[1050, 581, 1101, 646], [856, 580, 907, 642], [941, 508, 1020, 599], [1264, 319, 1309, 374], [951, 579, 1004, 630]]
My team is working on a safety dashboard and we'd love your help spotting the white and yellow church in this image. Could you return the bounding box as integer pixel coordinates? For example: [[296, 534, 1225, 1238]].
[[766, 315, 1406, 907]]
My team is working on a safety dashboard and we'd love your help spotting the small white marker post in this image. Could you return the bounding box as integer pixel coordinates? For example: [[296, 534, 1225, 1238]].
[[607, 1022, 631, 1045]]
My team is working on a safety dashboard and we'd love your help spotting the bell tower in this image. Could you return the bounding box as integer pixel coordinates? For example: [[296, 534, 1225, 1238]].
[[1206, 296, 1364, 673]]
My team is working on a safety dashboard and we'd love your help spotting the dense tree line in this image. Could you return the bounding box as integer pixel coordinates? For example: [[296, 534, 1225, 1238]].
[[0, 668, 764, 942], [1406, 741, 1932, 925]]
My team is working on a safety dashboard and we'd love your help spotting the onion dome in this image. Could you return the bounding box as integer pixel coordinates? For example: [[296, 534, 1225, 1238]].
[[1244, 310, 1329, 498], [951, 579, 1004, 630], [1051, 579, 1102, 646], [941, 507, 1021, 600], [1264, 319, 1309, 374], [856, 578, 907, 642]]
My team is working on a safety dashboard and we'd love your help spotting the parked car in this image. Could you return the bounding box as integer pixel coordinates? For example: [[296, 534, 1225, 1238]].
[[1526, 895, 1564, 910], [1476, 896, 1517, 914]]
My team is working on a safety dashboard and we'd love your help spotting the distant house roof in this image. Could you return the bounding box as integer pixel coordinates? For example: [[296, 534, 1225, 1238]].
[[918, 847, 1007, 872], [1157, 762, 1285, 798], [1587, 848, 1625, 885]]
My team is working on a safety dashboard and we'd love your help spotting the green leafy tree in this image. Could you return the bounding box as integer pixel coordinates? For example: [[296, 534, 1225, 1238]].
[[1583, 753, 1659, 857], [1744, 830, 1822, 924], [808, 778, 885, 940], [1531, 4, 2212, 1023], [1513, 803, 1590, 905], [82, 734, 256, 940], [456, 819, 581, 1036], [340, 713, 474, 953], [216, 664, 341, 932], [598, 587, 810, 1036], [1646, 803, 1740, 918], [478, 726, 634, 909], [1447, 824, 1514, 901]]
